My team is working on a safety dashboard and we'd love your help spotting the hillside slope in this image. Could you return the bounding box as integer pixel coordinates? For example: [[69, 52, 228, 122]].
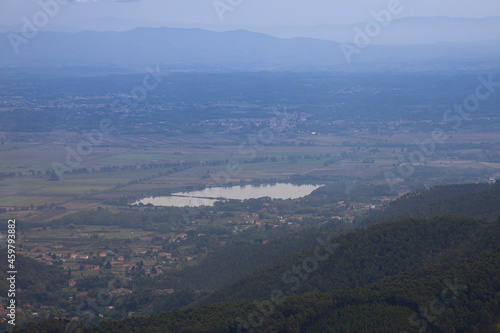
[[16, 236, 500, 332], [361, 182, 500, 227]]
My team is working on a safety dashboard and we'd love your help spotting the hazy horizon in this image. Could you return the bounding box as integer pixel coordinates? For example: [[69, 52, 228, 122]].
[[2, 0, 499, 29]]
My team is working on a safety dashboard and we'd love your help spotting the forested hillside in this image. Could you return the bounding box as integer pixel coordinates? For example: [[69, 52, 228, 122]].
[[11, 183, 500, 332], [0, 251, 67, 298], [15, 233, 500, 332], [200, 215, 499, 305], [138, 222, 349, 291], [0, 250, 67, 324], [361, 182, 500, 226], [108, 224, 351, 316]]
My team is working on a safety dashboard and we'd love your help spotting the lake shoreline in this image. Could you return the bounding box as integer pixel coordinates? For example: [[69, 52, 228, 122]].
[[133, 183, 323, 207]]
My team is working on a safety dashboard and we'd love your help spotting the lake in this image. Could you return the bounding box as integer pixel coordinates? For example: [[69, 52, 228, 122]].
[[133, 183, 323, 207]]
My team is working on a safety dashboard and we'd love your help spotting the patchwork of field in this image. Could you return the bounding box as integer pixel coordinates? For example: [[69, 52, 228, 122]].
[[1, 130, 500, 223]]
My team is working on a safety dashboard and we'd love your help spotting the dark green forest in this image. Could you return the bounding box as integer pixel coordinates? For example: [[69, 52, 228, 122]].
[[12, 183, 500, 332], [14, 224, 500, 332], [361, 181, 500, 226]]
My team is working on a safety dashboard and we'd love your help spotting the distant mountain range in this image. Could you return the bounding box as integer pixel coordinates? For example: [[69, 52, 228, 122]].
[[2, 16, 500, 45], [239, 16, 500, 45], [1, 26, 499, 72]]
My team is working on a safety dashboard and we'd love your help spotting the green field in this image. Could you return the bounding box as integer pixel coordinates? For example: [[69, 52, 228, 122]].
[[1, 131, 499, 223]]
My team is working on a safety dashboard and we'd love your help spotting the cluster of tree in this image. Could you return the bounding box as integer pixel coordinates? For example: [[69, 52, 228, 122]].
[[0, 250, 67, 309], [201, 215, 500, 305], [135, 224, 349, 293], [309, 181, 396, 202], [48, 207, 188, 231], [14, 239, 500, 332], [384, 165, 490, 192], [361, 182, 500, 227]]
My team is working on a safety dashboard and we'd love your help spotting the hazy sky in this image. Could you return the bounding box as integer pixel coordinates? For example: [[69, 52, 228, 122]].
[[1, 0, 499, 28]]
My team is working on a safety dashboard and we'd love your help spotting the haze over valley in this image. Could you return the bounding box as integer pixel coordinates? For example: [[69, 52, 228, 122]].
[[1, 1, 500, 332]]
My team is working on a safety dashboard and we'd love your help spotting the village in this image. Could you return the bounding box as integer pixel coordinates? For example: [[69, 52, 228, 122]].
[[15, 194, 391, 287]]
